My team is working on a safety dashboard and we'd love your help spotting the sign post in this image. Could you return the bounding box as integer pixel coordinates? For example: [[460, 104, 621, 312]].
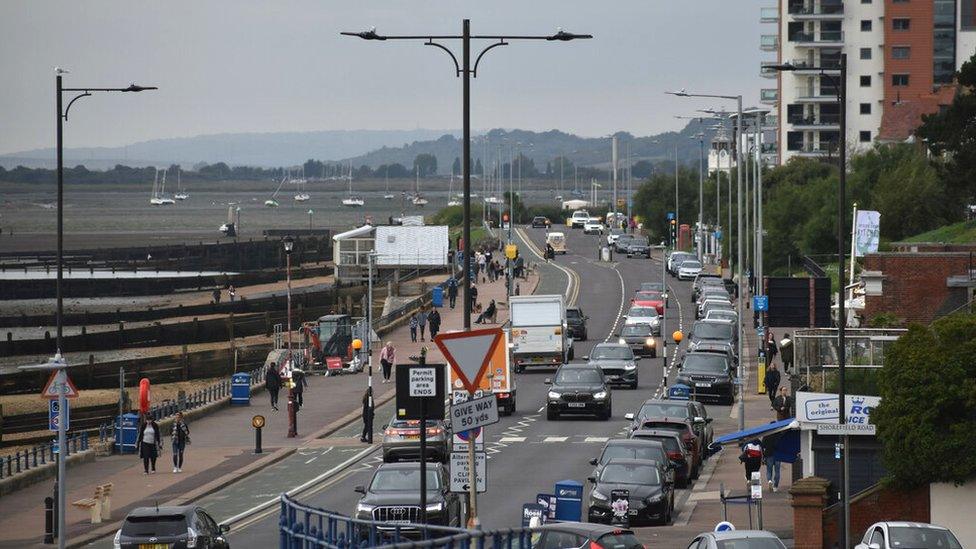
[[434, 328, 504, 529], [395, 361, 446, 525]]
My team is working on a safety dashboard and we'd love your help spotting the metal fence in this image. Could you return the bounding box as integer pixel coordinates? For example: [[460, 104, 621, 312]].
[[0, 432, 90, 480], [143, 363, 265, 422], [279, 494, 535, 549], [792, 327, 907, 388]]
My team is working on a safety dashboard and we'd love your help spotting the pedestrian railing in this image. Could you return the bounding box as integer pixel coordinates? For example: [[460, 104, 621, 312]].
[[0, 432, 89, 480], [142, 364, 265, 422], [279, 493, 536, 549]]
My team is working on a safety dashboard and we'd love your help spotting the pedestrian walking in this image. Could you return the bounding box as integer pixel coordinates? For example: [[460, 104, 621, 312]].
[[228, 285, 236, 302], [762, 430, 782, 492], [137, 417, 162, 475], [428, 308, 441, 339], [212, 288, 221, 304], [417, 308, 429, 341], [738, 439, 763, 485], [470, 285, 478, 311], [773, 386, 793, 421], [379, 341, 396, 383], [171, 412, 190, 473], [780, 334, 794, 373], [360, 387, 374, 443], [265, 363, 281, 410], [292, 368, 308, 408], [447, 278, 458, 309], [409, 313, 419, 342], [764, 363, 781, 408], [767, 330, 779, 364]]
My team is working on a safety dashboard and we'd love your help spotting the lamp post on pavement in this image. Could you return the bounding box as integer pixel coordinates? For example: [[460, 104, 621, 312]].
[[283, 236, 298, 438], [307, 209, 313, 231]]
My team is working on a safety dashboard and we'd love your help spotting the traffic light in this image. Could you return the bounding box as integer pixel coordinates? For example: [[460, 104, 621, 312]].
[[669, 219, 677, 248]]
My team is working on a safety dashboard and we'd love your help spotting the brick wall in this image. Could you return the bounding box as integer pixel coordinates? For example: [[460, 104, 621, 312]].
[[891, 242, 976, 253], [884, 0, 935, 101], [822, 483, 930, 547], [862, 252, 971, 324]]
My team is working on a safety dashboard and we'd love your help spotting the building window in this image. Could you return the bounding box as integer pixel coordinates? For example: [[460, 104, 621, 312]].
[[893, 0, 908, 2], [861, 20, 872, 31], [892, 74, 910, 86], [861, 0, 871, 3], [860, 103, 871, 114], [860, 48, 872, 59], [892, 46, 911, 59], [860, 75, 872, 87], [859, 131, 872, 143], [893, 18, 911, 30]]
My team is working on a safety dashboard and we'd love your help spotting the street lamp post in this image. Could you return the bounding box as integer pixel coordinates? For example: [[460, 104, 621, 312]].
[[283, 236, 297, 438], [771, 53, 849, 549], [307, 209, 313, 231], [668, 90, 745, 430], [44, 70, 155, 549]]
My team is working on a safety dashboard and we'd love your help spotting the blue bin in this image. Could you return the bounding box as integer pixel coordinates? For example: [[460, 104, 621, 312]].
[[554, 479, 583, 522], [231, 372, 251, 406], [115, 413, 140, 454], [432, 286, 444, 308]]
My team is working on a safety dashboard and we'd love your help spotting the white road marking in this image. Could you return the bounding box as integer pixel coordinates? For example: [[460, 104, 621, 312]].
[[499, 436, 526, 443], [603, 263, 628, 343], [543, 436, 569, 443], [584, 436, 609, 443], [537, 406, 546, 413], [305, 457, 317, 464]]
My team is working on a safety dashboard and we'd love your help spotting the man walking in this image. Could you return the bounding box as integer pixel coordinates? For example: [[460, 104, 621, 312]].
[[265, 363, 281, 411], [360, 387, 374, 443], [764, 363, 781, 408], [762, 430, 782, 492], [417, 307, 429, 342], [292, 368, 308, 408], [379, 341, 396, 383], [409, 313, 419, 342], [773, 386, 793, 421], [780, 333, 794, 373], [428, 308, 441, 339], [447, 278, 458, 309], [171, 412, 190, 473], [470, 284, 478, 311]]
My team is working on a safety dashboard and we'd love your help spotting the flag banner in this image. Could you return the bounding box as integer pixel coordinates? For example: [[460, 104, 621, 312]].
[[854, 210, 880, 257]]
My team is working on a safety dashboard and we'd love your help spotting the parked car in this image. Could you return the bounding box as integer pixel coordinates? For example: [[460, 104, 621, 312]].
[[618, 323, 657, 357], [583, 220, 604, 235], [677, 260, 703, 280], [629, 429, 692, 487], [633, 290, 665, 315], [586, 343, 640, 389], [703, 309, 738, 324], [588, 438, 673, 485], [114, 505, 230, 549], [354, 462, 461, 536], [667, 252, 695, 276], [677, 352, 735, 405], [587, 459, 674, 526], [635, 419, 702, 476], [531, 216, 551, 228], [566, 307, 589, 340], [624, 306, 660, 334], [625, 237, 651, 258], [606, 228, 625, 246], [691, 274, 725, 301], [688, 401, 714, 449], [531, 523, 645, 549], [854, 522, 963, 549], [546, 364, 612, 420], [688, 320, 737, 352], [381, 417, 449, 462], [614, 233, 636, 253], [699, 300, 735, 321], [625, 398, 712, 458], [687, 530, 788, 549]]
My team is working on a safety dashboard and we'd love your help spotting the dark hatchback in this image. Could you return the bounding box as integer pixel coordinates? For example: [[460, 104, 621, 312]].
[[589, 439, 674, 486], [587, 459, 674, 526], [114, 505, 229, 549], [531, 216, 551, 228], [354, 463, 461, 537], [546, 365, 612, 420], [566, 307, 589, 341], [677, 352, 735, 405], [618, 323, 657, 357], [629, 429, 692, 488], [688, 320, 737, 352]]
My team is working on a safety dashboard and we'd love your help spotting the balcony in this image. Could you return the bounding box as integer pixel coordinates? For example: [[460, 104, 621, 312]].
[[760, 7, 779, 23], [761, 34, 779, 51], [789, 58, 842, 74], [761, 88, 779, 104], [786, 114, 840, 129], [788, 141, 837, 156], [763, 114, 779, 129], [789, 30, 844, 47], [761, 61, 780, 79], [788, 1, 844, 20], [794, 87, 839, 102]]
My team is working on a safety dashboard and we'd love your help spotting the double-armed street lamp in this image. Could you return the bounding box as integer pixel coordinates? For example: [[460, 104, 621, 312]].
[[674, 115, 715, 261]]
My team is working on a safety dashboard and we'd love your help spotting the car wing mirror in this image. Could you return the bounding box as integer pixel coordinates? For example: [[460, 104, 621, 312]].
[[694, 417, 705, 423], [544, 378, 552, 385], [220, 524, 231, 534], [582, 355, 589, 361], [587, 476, 596, 483], [589, 458, 598, 466], [354, 485, 366, 494], [624, 413, 635, 421]]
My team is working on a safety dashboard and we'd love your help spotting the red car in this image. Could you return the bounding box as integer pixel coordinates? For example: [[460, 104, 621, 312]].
[[632, 291, 665, 315]]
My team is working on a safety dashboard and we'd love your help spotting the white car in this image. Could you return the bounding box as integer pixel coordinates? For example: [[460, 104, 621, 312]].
[[570, 210, 590, 229], [583, 220, 604, 235], [623, 306, 660, 335], [855, 522, 962, 549], [606, 229, 624, 246], [677, 260, 703, 280]]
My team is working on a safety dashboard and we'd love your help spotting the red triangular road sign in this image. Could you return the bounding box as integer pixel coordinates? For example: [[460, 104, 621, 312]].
[[41, 371, 80, 399], [434, 328, 503, 394]]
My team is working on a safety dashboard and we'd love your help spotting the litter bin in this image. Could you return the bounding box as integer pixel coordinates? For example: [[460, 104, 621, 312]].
[[601, 246, 611, 262], [554, 479, 583, 522], [115, 412, 140, 454], [432, 286, 444, 308], [231, 372, 251, 406]]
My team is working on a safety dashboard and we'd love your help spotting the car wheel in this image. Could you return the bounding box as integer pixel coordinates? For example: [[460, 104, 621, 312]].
[[547, 407, 559, 421], [650, 350, 657, 358], [630, 376, 638, 390], [581, 330, 588, 341]]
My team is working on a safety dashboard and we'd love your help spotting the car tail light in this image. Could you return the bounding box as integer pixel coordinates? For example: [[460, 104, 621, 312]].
[[667, 451, 683, 461], [384, 428, 396, 436], [497, 393, 510, 399], [589, 541, 605, 549], [427, 427, 444, 436]]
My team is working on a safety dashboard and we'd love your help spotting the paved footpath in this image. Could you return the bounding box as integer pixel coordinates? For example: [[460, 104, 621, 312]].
[[0, 266, 533, 548]]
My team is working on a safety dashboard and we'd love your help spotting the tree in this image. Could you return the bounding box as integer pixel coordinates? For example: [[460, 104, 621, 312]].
[[631, 160, 654, 179], [452, 157, 461, 176], [872, 313, 976, 487], [413, 153, 438, 177]]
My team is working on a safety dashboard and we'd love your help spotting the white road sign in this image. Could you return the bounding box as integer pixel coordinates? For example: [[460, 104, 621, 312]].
[[450, 451, 487, 493], [450, 394, 499, 433], [409, 367, 437, 397], [816, 423, 877, 436], [434, 328, 503, 394]]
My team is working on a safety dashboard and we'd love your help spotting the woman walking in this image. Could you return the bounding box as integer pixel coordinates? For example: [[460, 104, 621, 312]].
[[265, 363, 281, 411], [379, 341, 396, 383], [171, 412, 190, 473], [137, 417, 162, 475], [417, 308, 429, 342]]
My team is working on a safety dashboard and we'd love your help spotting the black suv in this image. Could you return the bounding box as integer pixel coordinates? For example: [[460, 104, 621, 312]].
[[586, 458, 674, 526], [677, 351, 735, 405], [354, 462, 461, 537], [546, 364, 612, 420], [566, 307, 588, 340], [115, 505, 229, 549], [531, 216, 551, 228], [625, 237, 651, 258]]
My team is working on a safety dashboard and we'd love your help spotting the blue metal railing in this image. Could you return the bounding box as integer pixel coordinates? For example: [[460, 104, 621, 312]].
[[278, 494, 535, 549], [0, 432, 89, 480]]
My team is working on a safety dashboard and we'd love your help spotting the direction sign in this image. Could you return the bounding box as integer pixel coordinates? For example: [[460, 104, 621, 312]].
[[450, 451, 487, 492], [49, 399, 70, 431], [450, 394, 499, 433], [434, 328, 504, 394], [41, 371, 79, 399], [753, 295, 769, 312], [409, 367, 437, 397]]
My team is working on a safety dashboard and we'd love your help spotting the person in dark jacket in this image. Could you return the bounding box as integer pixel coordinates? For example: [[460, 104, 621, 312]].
[[360, 387, 374, 443], [171, 412, 190, 473], [428, 308, 441, 339], [417, 308, 429, 341], [447, 278, 458, 309], [739, 439, 763, 484], [469, 284, 478, 311], [292, 368, 308, 408], [265, 364, 281, 411], [780, 334, 794, 373], [773, 386, 793, 421], [137, 418, 162, 475], [762, 430, 782, 492], [764, 364, 781, 408]]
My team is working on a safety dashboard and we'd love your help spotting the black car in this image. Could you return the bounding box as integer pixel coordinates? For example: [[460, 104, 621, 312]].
[[688, 401, 715, 449], [677, 352, 735, 405], [614, 234, 636, 253], [618, 324, 657, 357], [546, 364, 612, 420], [531, 522, 645, 549], [531, 216, 551, 228], [588, 438, 673, 485], [629, 429, 692, 488], [691, 343, 738, 372], [688, 320, 737, 352], [566, 307, 589, 341], [354, 462, 461, 537], [114, 505, 229, 549], [586, 343, 640, 389], [624, 399, 696, 434], [587, 458, 674, 526], [625, 237, 651, 258]]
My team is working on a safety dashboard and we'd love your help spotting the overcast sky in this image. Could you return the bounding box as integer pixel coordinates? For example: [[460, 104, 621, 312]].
[[0, 1, 765, 155]]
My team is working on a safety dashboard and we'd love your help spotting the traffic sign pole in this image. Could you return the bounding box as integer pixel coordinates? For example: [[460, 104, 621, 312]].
[[55, 368, 66, 549]]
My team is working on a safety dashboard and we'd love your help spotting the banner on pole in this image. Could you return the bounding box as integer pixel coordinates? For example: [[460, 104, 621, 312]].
[[854, 210, 881, 257]]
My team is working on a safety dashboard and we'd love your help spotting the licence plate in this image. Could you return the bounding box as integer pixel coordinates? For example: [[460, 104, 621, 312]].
[[628, 510, 639, 516], [695, 382, 711, 387], [567, 402, 586, 408], [405, 434, 420, 439], [140, 545, 170, 549]]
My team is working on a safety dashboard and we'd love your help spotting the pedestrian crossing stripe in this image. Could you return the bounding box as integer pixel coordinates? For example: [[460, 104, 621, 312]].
[[499, 436, 526, 443], [542, 436, 569, 443], [583, 437, 609, 443]]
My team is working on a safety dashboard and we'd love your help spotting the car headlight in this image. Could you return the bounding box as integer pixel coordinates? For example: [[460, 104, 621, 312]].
[[645, 493, 664, 502], [593, 391, 608, 400], [548, 391, 562, 399], [426, 502, 445, 512], [624, 362, 636, 370], [618, 338, 626, 344], [645, 338, 655, 346], [591, 490, 609, 501], [356, 503, 376, 514], [113, 530, 121, 549]]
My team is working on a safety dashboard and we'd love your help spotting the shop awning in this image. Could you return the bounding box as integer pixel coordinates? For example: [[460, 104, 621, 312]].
[[709, 418, 801, 463]]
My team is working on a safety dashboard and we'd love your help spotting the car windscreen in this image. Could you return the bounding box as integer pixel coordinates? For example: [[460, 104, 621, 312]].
[[698, 277, 724, 287], [641, 422, 687, 435], [600, 463, 661, 485], [887, 527, 963, 549], [591, 346, 634, 360], [621, 325, 652, 337], [630, 238, 648, 246], [671, 253, 693, 262], [640, 283, 664, 292], [638, 402, 689, 419], [628, 307, 658, 319], [121, 515, 188, 537], [600, 445, 665, 464], [555, 369, 603, 384], [634, 435, 680, 453], [369, 469, 441, 491], [706, 311, 737, 321], [566, 309, 582, 319], [681, 261, 702, 269], [716, 538, 788, 549], [596, 532, 646, 549], [682, 354, 728, 374], [694, 322, 734, 340]]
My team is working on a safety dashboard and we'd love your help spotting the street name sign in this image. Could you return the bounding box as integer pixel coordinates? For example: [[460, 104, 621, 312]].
[[434, 328, 504, 394], [816, 423, 877, 436], [450, 451, 487, 492], [450, 393, 499, 433]]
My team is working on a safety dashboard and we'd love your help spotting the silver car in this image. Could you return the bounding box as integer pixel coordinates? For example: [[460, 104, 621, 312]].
[[381, 418, 449, 463], [686, 530, 787, 549]]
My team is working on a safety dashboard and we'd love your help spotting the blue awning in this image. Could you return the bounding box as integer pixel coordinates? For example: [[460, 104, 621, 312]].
[[709, 418, 801, 464]]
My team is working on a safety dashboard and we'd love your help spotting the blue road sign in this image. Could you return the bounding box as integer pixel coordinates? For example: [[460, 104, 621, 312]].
[[456, 426, 482, 441], [757, 325, 766, 339], [666, 212, 675, 221], [715, 521, 736, 532], [49, 399, 69, 431], [714, 230, 723, 240], [753, 295, 768, 311]]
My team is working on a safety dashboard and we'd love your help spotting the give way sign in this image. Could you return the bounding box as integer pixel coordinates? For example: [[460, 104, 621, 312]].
[[434, 328, 504, 394]]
